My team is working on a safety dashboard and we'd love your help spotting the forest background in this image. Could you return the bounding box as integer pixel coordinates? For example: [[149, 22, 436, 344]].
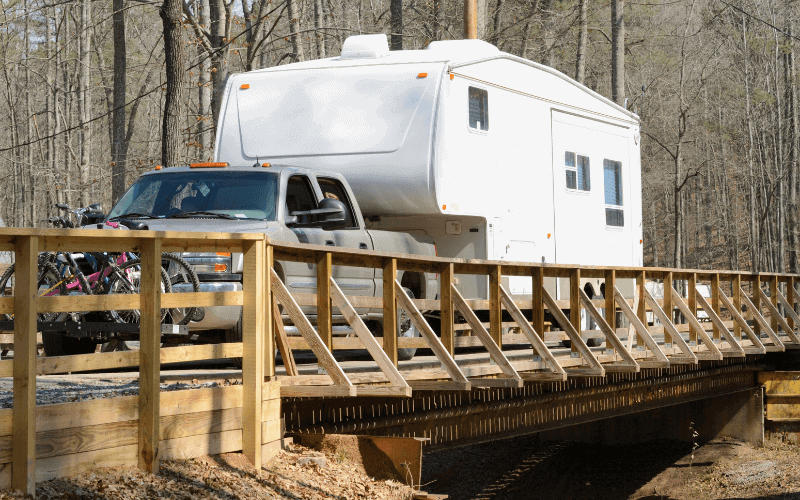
[[1, 0, 797, 274]]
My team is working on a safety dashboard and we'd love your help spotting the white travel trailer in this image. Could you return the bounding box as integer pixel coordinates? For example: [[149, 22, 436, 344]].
[[215, 34, 643, 302]]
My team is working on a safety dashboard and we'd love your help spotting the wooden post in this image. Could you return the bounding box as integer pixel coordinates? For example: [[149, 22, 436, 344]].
[[532, 267, 545, 339], [490, 265, 502, 347], [663, 272, 673, 346], [317, 252, 332, 351], [12, 235, 37, 494], [636, 270, 646, 347], [264, 243, 275, 378], [383, 258, 398, 366], [570, 268, 581, 354], [441, 263, 454, 355], [733, 274, 742, 341], [604, 269, 616, 353], [770, 275, 779, 334], [139, 237, 162, 474], [788, 277, 796, 330], [752, 274, 761, 338], [242, 239, 265, 468], [688, 273, 697, 345], [711, 274, 721, 342]]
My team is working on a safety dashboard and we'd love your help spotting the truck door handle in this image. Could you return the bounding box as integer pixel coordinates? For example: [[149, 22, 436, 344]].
[[325, 240, 335, 246], [359, 243, 368, 250]]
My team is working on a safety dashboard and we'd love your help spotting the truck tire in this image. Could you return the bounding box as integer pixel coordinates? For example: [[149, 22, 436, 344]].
[[397, 287, 420, 361], [225, 310, 244, 368]]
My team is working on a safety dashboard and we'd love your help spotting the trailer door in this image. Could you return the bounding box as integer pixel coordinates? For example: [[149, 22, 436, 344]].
[[551, 111, 633, 267]]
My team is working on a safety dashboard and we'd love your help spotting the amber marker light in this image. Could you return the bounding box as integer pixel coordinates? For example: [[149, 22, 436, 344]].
[[190, 162, 228, 168], [155, 165, 162, 170], [450, 74, 454, 80], [217, 252, 231, 257], [547, 233, 552, 239], [418, 72, 428, 78], [262, 162, 271, 168], [442, 204, 446, 210], [240, 84, 250, 89], [214, 264, 228, 272]]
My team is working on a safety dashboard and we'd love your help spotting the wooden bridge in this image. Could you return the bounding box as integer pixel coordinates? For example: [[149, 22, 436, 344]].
[[0, 228, 797, 494]]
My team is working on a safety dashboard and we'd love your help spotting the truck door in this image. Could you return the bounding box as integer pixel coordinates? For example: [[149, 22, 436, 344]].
[[316, 177, 375, 304]]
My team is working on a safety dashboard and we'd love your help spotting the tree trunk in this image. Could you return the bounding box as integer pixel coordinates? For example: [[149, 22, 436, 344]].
[[788, 14, 800, 273], [160, 0, 186, 168], [611, 0, 624, 106], [78, 0, 91, 207], [542, 0, 554, 67], [112, 0, 127, 204], [199, 0, 212, 158], [477, 0, 487, 40], [575, 0, 588, 84], [209, 0, 228, 127], [314, 0, 326, 58], [743, 14, 759, 272], [391, 0, 402, 50], [491, 0, 504, 46], [287, 0, 305, 60], [433, 0, 444, 41]]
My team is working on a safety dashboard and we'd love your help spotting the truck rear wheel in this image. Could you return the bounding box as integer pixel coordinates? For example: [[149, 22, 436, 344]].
[[397, 288, 420, 361]]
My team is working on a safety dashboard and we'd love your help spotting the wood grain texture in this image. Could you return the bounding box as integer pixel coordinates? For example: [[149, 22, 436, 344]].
[[12, 235, 37, 494], [160, 429, 242, 462], [670, 286, 723, 360], [642, 286, 697, 362], [490, 265, 502, 347], [542, 287, 604, 373], [273, 296, 298, 376], [739, 286, 783, 348], [36, 444, 138, 484], [440, 263, 454, 354], [718, 287, 766, 352], [382, 258, 398, 365], [578, 287, 640, 370], [242, 239, 264, 468], [317, 252, 333, 351], [695, 290, 745, 356], [758, 286, 800, 344], [138, 238, 162, 473], [615, 286, 670, 364]]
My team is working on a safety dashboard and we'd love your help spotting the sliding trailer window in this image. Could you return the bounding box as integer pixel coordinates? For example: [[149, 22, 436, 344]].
[[565, 152, 590, 191], [468, 87, 489, 132], [603, 159, 624, 227]]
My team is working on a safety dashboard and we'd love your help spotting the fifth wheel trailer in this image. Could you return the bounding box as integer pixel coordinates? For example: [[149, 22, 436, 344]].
[[214, 34, 643, 309]]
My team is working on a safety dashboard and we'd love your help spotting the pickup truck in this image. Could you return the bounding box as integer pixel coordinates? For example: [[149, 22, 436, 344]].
[[104, 162, 439, 360]]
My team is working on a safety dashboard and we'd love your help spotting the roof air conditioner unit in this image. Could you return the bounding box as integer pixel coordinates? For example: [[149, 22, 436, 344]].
[[340, 34, 390, 60]]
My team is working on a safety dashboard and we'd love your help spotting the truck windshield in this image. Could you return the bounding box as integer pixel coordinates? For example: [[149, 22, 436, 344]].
[[108, 171, 278, 221]]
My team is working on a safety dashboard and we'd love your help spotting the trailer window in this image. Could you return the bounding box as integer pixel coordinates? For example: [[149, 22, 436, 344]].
[[468, 87, 489, 131], [565, 152, 590, 191], [603, 159, 624, 226]]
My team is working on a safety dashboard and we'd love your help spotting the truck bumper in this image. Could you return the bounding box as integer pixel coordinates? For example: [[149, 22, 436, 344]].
[[172, 281, 242, 330]]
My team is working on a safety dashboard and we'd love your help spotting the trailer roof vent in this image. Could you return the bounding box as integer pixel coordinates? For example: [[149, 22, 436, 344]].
[[341, 34, 390, 59]]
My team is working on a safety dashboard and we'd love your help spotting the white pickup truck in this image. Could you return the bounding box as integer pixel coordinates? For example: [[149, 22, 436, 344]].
[[105, 162, 438, 360]]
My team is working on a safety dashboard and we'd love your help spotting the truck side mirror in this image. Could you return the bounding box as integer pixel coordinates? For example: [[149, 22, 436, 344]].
[[316, 198, 347, 230]]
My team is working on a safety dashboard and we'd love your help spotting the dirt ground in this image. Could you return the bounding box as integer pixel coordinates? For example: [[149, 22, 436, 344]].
[[0, 443, 414, 500], [422, 436, 800, 500]]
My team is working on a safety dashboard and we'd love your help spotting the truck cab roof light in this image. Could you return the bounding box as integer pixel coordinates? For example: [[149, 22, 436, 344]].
[[190, 162, 228, 168], [262, 162, 271, 168], [418, 72, 428, 78], [155, 165, 162, 170]]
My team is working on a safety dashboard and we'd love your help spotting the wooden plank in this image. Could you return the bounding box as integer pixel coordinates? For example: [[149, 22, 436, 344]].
[[570, 268, 581, 355], [578, 287, 640, 370], [330, 278, 409, 389], [670, 286, 723, 360], [788, 277, 796, 330], [394, 281, 470, 387], [271, 268, 352, 387], [354, 386, 414, 397], [162, 385, 243, 417], [261, 418, 283, 443], [636, 271, 647, 346], [625, 277, 640, 351], [739, 287, 783, 348], [160, 291, 243, 308], [771, 276, 779, 335], [469, 378, 524, 388], [663, 272, 673, 344], [280, 385, 356, 397], [695, 290, 745, 356], [615, 286, 670, 364], [383, 258, 398, 366], [733, 274, 742, 340], [160, 429, 242, 462], [642, 286, 697, 362], [688, 273, 697, 345], [273, 296, 298, 377], [533, 268, 545, 338], [13, 235, 37, 495], [758, 286, 800, 344], [407, 380, 471, 391], [37, 293, 141, 314], [160, 407, 242, 441], [441, 263, 454, 354], [161, 342, 243, 365], [752, 275, 762, 338], [262, 380, 281, 401], [317, 252, 332, 351], [242, 239, 264, 468], [450, 284, 522, 384], [541, 288, 604, 374], [490, 265, 502, 347], [604, 270, 616, 334], [138, 237, 162, 474], [500, 286, 567, 380], [36, 444, 138, 484], [718, 287, 767, 352], [711, 274, 721, 341], [261, 398, 281, 419]]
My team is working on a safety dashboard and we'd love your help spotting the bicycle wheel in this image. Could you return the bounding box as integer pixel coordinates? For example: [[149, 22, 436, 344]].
[[105, 258, 171, 323], [160, 253, 201, 326], [0, 262, 67, 322]]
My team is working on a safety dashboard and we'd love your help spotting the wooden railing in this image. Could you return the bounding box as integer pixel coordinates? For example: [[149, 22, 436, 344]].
[[2, 227, 799, 493]]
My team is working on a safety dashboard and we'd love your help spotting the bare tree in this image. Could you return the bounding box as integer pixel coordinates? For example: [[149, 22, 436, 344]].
[[161, 0, 186, 167], [611, 0, 624, 105]]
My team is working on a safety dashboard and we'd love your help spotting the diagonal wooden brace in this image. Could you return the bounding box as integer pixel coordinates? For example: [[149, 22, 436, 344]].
[[642, 287, 697, 363], [450, 284, 522, 386], [270, 268, 354, 392], [330, 278, 411, 394], [740, 287, 784, 348], [578, 287, 639, 370], [717, 287, 766, 353], [542, 288, 605, 375], [615, 286, 670, 366], [776, 289, 800, 334], [499, 285, 567, 380], [695, 290, 745, 356], [670, 286, 723, 360], [394, 281, 470, 388], [757, 287, 800, 344]]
